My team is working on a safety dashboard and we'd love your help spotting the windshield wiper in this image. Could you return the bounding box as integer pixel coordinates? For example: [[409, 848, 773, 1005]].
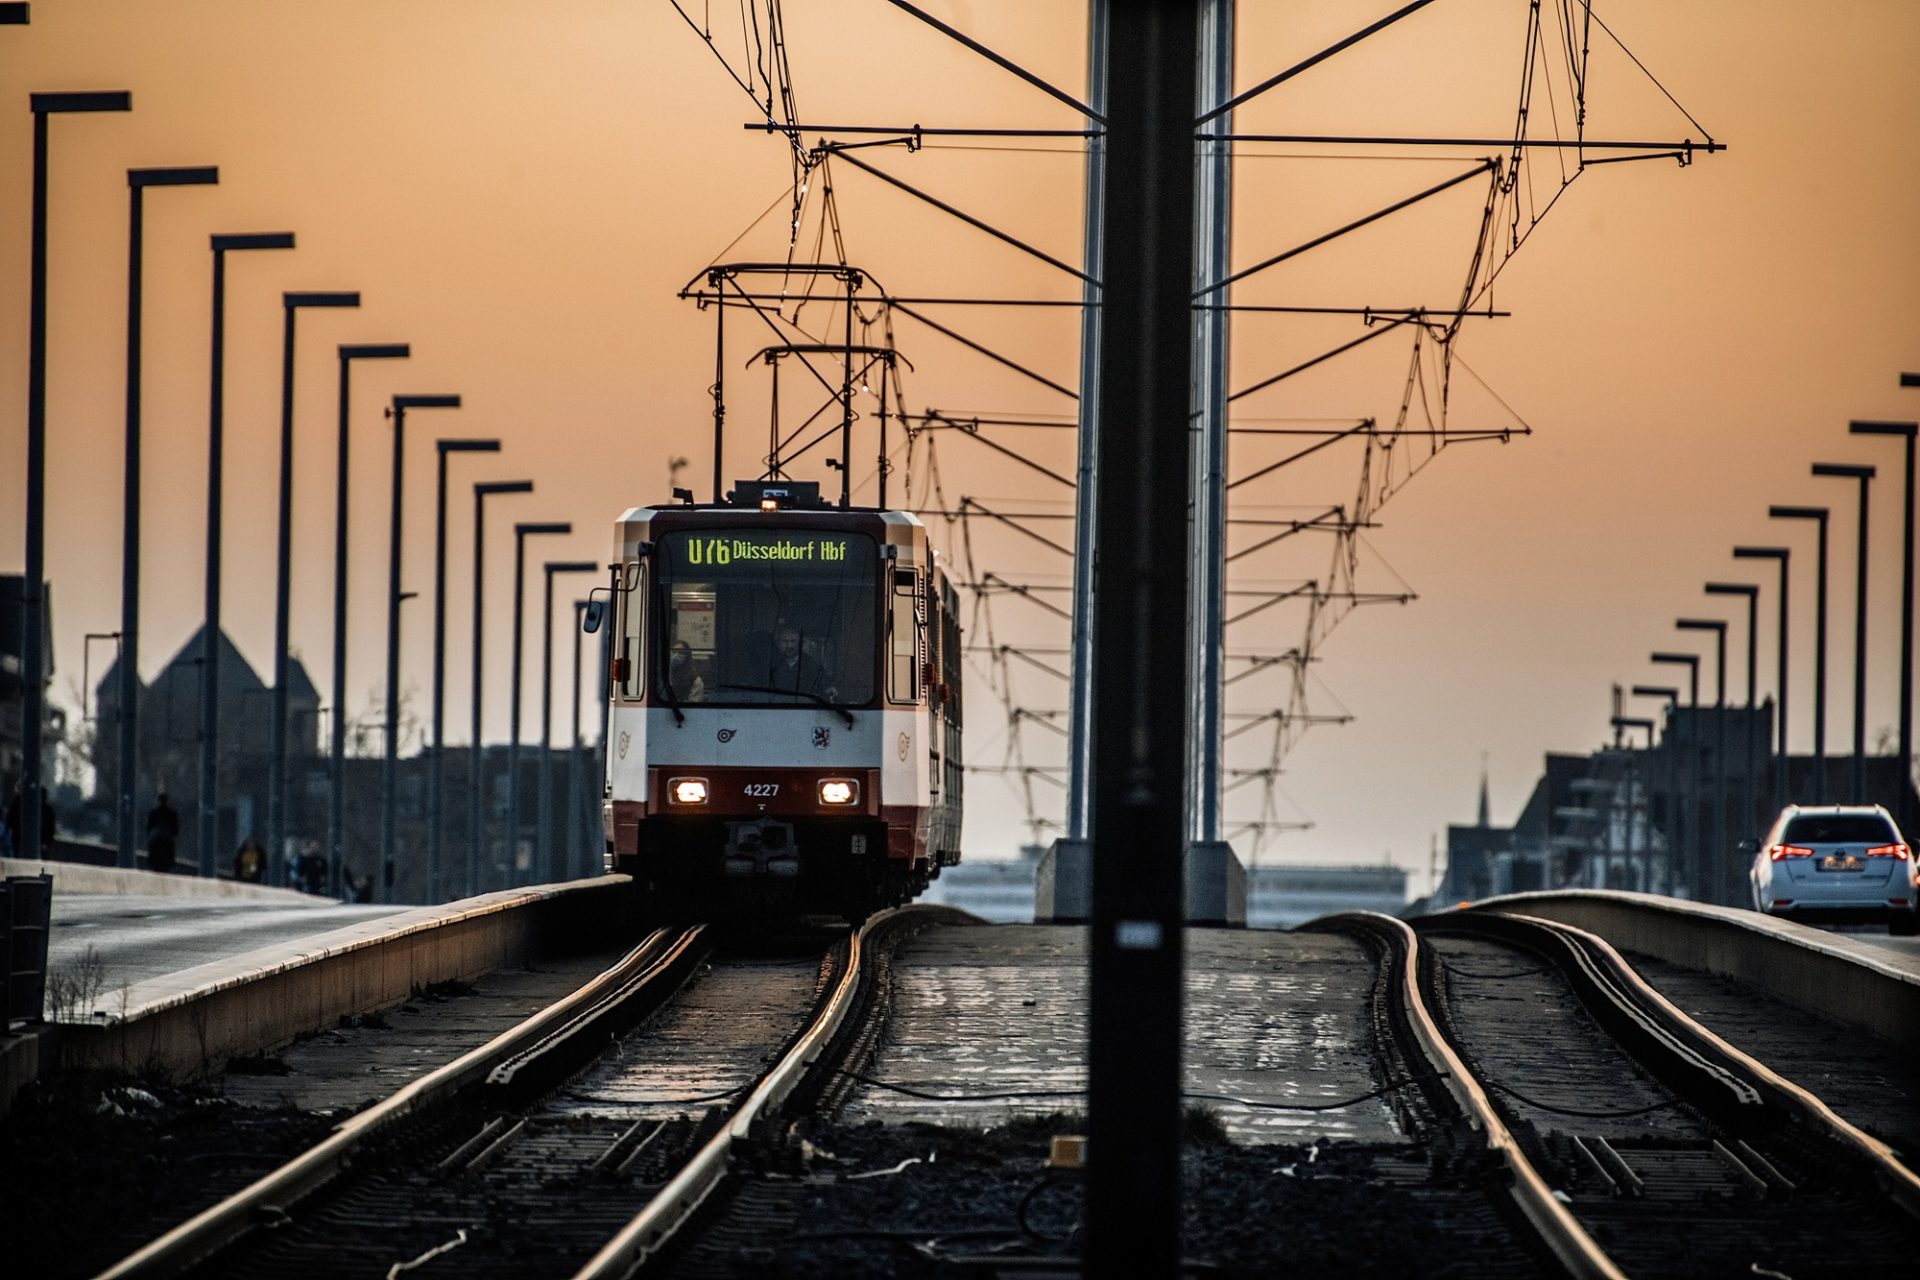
[[715, 683, 856, 727], [659, 676, 686, 725]]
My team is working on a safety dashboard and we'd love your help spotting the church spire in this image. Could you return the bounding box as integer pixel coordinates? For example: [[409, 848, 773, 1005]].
[[1476, 753, 1490, 828]]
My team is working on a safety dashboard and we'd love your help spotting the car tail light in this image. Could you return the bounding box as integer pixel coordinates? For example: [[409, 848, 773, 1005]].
[[667, 777, 709, 805], [1771, 898, 1793, 906], [1768, 843, 1814, 861], [1865, 843, 1910, 860], [818, 778, 858, 806]]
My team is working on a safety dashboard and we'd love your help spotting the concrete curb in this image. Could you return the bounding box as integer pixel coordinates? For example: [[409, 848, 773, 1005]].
[[1466, 890, 1920, 1052], [1, 857, 319, 903], [47, 876, 633, 1083]]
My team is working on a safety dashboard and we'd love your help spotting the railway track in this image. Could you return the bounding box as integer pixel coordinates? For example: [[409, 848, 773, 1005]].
[[95, 924, 713, 1279], [1415, 909, 1920, 1278], [92, 908, 932, 1280]]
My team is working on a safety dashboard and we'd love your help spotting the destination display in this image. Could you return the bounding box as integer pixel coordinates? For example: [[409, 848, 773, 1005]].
[[665, 529, 869, 572]]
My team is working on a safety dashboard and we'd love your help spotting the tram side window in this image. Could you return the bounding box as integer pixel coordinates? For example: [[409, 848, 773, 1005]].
[[889, 568, 920, 703], [619, 562, 646, 700]]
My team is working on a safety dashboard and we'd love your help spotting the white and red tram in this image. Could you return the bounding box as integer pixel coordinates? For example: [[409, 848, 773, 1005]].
[[600, 480, 962, 918]]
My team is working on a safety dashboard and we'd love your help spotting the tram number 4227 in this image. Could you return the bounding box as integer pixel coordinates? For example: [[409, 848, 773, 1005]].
[[744, 783, 780, 798]]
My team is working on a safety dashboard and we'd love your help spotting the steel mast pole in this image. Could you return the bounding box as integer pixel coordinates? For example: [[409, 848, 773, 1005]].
[[1189, 0, 1233, 866], [1735, 547, 1790, 813], [570, 599, 588, 880], [1086, 0, 1197, 1269], [1772, 506, 1830, 799], [1062, 0, 1108, 849]]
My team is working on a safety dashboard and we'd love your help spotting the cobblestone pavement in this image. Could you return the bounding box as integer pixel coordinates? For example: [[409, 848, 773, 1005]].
[[840, 924, 1405, 1144]]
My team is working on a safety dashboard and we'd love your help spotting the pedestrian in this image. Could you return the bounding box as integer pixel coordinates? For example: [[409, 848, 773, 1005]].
[[233, 837, 265, 883], [145, 791, 181, 873]]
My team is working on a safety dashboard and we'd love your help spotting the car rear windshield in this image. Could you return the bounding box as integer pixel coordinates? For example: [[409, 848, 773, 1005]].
[[1782, 814, 1897, 844]]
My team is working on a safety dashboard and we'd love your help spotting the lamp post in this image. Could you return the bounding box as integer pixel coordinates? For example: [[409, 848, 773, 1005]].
[[21, 90, 132, 865], [1850, 417, 1916, 825], [1609, 716, 1655, 891], [383, 393, 461, 899], [331, 344, 410, 897], [1733, 546, 1791, 811], [540, 561, 599, 883], [470, 480, 534, 895], [1771, 505, 1830, 799], [271, 291, 360, 892], [1630, 685, 1680, 895], [1651, 650, 1701, 897], [569, 598, 589, 881], [1811, 462, 1877, 801], [120, 166, 219, 869], [1676, 618, 1729, 904], [1705, 582, 1760, 856], [201, 231, 296, 877], [509, 523, 573, 883], [429, 438, 500, 902]]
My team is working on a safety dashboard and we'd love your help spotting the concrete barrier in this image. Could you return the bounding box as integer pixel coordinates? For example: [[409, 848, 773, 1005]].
[[0, 857, 317, 903], [1467, 890, 1920, 1052], [48, 876, 633, 1081]]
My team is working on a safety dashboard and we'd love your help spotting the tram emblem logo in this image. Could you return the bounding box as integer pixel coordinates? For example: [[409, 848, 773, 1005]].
[[896, 732, 910, 761], [717, 728, 736, 743], [616, 731, 630, 760], [813, 727, 831, 749]]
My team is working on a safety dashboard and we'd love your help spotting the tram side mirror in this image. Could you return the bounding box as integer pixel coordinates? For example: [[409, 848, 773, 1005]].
[[582, 600, 606, 634], [893, 569, 915, 591]]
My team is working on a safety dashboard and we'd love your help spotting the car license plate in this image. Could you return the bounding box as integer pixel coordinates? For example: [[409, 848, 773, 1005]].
[[1818, 854, 1862, 871]]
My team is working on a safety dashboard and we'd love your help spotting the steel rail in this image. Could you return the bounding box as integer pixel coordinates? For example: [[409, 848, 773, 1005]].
[[1344, 912, 1626, 1280], [573, 907, 903, 1279], [97, 925, 706, 1280], [1494, 911, 1920, 1217]]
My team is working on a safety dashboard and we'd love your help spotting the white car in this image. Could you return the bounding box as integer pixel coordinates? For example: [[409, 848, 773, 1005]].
[[1748, 804, 1919, 936]]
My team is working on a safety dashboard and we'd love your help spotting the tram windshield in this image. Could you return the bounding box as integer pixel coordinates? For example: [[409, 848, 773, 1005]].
[[654, 528, 878, 708]]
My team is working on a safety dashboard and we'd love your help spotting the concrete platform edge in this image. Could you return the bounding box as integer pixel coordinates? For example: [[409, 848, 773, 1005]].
[[1, 857, 318, 903], [1466, 889, 1920, 1052], [35, 875, 633, 1088]]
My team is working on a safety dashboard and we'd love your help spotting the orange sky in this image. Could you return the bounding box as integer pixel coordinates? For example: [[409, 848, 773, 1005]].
[[4, 2, 1918, 888]]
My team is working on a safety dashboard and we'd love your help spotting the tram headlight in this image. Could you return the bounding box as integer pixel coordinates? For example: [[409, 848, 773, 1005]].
[[668, 777, 709, 806], [818, 778, 858, 806]]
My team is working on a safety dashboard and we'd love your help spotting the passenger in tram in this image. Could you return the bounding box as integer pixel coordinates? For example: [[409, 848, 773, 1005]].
[[668, 638, 706, 703], [768, 621, 838, 701]]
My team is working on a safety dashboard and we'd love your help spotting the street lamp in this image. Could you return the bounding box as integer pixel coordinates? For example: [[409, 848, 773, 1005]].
[[1733, 546, 1791, 809], [1811, 463, 1876, 800], [383, 393, 461, 898], [1651, 650, 1701, 897], [1630, 684, 1681, 896], [1771, 505, 1830, 798], [120, 164, 219, 869], [201, 231, 296, 878], [569, 598, 590, 880], [508, 523, 573, 882], [429, 439, 501, 903], [1706, 582, 1760, 857], [1850, 417, 1917, 825], [20, 90, 131, 865], [540, 560, 599, 883], [1609, 716, 1656, 892], [1677, 617, 1729, 904], [271, 291, 360, 891], [331, 343, 411, 896], [470, 480, 534, 895]]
